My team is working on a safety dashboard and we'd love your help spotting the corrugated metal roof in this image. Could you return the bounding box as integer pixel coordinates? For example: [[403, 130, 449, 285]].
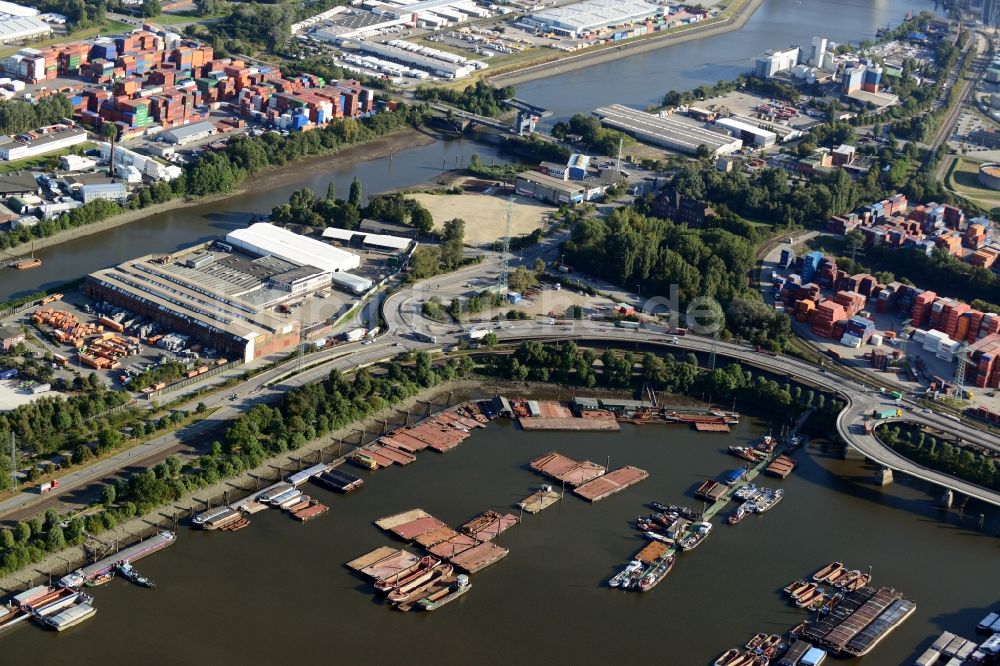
[[0, 16, 49, 39], [227, 222, 360, 274]]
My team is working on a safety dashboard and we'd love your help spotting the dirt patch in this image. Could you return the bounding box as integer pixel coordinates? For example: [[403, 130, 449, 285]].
[[409, 192, 555, 246]]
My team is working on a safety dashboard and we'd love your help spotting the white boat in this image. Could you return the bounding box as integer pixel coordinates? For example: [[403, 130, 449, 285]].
[[257, 483, 293, 503], [608, 560, 643, 588], [57, 570, 84, 589], [192, 506, 232, 525], [266, 488, 300, 506], [275, 490, 303, 508], [43, 602, 97, 631], [644, 530, 672, 543]]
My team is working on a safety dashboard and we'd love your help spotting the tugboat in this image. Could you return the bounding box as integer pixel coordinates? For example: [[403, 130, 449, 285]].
[[115, 562, 155, 588], [728, 505, 749, 525], [609, 560, 644, 588], [679, 522, 712, 551]]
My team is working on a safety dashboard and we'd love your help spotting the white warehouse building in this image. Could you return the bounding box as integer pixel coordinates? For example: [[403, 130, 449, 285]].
[[227, 223, 361, 274], [98, 142, 182, 181], [523, 0, 662, 37]]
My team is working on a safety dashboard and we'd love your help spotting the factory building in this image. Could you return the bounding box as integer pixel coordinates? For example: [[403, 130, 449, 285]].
[[227, 222, 361, 274], [351, 40, 481, 79], [713, 117, 777, 148], [85, 247, 310, 363], [161, 121, 217, 145], [0, 16, 50, 45], [330, 271, 373, 295], [98, 141, 182, 181], [593, 104, 742, 157], [0, 126, 87, 161], [515, 171, 585, 205], [80, 182, 128, 204], [753, 45, 799, 78], [523, 0, 662, 37]]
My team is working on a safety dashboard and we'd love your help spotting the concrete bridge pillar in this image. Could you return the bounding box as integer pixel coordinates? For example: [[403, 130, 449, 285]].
[[941, 489, 954, 509], [875, 467, 894, 486]]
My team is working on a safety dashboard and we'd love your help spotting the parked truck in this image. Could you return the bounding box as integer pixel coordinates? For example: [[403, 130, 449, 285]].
[[39, 479, 59, 494], [341, 327, 368, 343]]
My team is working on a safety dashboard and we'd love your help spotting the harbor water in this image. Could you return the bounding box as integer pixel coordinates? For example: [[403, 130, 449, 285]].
[[0, 0, 938, 302], [7, 416, 996, 665], [517, 0, 939, 123], [0, 137, 514, 303]]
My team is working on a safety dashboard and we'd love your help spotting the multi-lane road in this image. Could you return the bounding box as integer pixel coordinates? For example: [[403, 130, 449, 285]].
[[3, 238, 1000, 522]]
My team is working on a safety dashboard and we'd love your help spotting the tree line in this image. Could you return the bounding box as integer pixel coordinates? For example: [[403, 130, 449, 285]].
[[3, 103, 432, 253], [415, 81, 516, 118], [879, 424, 999, 492], [0, 96, 75, 136], [551, 114, 634, 156]]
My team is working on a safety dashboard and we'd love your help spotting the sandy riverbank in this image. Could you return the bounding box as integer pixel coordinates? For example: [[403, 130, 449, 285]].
[[3, 127, 439, 260], [0, 377, 484, 592], [490, 0, 766, 88]]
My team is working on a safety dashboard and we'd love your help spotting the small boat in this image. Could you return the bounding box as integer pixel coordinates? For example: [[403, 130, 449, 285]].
[[745, 633, 767, 650], [14, 257, 41, 270], [812, 562, 843, 583], [679, 522, 712, 551], [846, 573, 870, 592], [350, 451, 379, 470], [650, 502, 698, 520], [56, 571, 84, 589], [734, 484, 759, 501], [714, 648, 742, 666], [375, 556, 440, 593], [783, 579, 807, 595], [609, 560, 643, 588], [834, 569, 861, 589], [791, 582, 817, 601], [644, 530, 672, 543], [417, 574, 470, 611], [636, 555, 674, 592], [728, 505, 750, 525], [729, 445, 762, 462], [85, 572, 114, 587], [115, 562, 155, 589], [825, 567, 849, 585], [796, 587, 825, 608]]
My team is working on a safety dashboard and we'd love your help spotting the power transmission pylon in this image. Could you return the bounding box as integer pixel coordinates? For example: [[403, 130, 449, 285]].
[[954, 343, 969, 399], [498, 196, 513, 291]]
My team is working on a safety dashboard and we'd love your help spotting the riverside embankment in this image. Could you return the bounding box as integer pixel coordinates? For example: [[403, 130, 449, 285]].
[[490, 0, 767, 88]]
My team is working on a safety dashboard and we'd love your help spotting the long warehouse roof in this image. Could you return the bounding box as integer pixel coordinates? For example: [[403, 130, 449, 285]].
[[593, 104, 742, 155], [529, 0, 660, 32], [227, 223, 360, 274]]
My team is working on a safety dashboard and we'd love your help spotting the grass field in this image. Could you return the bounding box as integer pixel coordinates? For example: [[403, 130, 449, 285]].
[[947, 156, 1000, 214], [408, 191, 554, 245]]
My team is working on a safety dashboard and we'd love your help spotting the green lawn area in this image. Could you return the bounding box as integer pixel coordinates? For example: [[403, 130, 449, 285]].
[[0, 20, 132, 59], [0, 142, 96, 175], [947, 156, 1000, 214], [154, 10, 229, 25]]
